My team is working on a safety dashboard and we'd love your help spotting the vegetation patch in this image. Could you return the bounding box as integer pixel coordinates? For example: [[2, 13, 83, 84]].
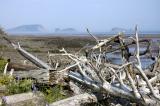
[[0, 45, 7, 49], [39, 84, 68, 103], [6, 78, 33, 95], [0, 74, 68, 103], [0, 59, 6, 72]]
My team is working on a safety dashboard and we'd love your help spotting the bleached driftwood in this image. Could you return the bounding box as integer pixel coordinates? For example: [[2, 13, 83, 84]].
[[55, 26, 160, 105], [14, 43, 51, 70], [2, 36, 51, 70], [2, 92, 45, 106], [12, 69, 50, 83], [50, 93, 99, 106], [7, 62, 38, 71], [69, 81, 82, 95]]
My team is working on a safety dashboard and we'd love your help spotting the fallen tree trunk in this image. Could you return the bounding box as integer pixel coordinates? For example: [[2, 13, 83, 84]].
[[2, 36, 51, 70], [50, 93, 99, 106], [12, 69, 50, 84], [12, 68, 69, 85], [7, 62, 38, 71], [2, 92, 46, 106], [68, 71, 160, 106]]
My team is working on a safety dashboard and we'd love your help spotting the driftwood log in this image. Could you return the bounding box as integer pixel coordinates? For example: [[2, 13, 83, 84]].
[[49, 93, 99, 106], [7, 62, 38, 71], [2, 92, 45, 106]]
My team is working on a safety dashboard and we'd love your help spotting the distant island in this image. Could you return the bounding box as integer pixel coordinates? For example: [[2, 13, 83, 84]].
[[6, 25, 78, 35], [6, 24, 47, 35], [5, 25, 160, 36]]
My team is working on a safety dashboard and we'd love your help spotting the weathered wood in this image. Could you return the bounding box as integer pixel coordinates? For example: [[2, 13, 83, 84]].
[[7, 62, 38, 71], [2, 36, 51, 70], [69, 81, 82, 95], [12, 69, 50, 84], [16, 45, 51, 70], [2, 92, 46, 106], [68, 70, 160, 106], [50, 93, 98, 106], [49, 70, 68, 85], [12, 68, 69, 85]]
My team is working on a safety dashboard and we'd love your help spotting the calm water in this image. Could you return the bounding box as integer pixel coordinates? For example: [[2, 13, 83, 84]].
[[107, 47, 156, 69], [109, 57, 154, 69], [108, 37, 160, 68]]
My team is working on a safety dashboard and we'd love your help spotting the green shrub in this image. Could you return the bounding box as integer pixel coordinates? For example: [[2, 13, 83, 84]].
[[0, 75, 13, 86], [7, 79, 32, 95], [0, 75, 68, 103], [0, 59, 7, 72], [40, 85, 67, 103], [0, 74, 33, 95]]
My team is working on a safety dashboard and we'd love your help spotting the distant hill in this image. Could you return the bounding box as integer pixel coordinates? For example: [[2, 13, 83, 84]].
[[6, 24, 47, 35], [5, 25, 159, 36]]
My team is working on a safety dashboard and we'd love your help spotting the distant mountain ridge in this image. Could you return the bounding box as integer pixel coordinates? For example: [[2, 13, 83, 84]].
[[5, 25, 160, 36], [7, 24, 46, 34]]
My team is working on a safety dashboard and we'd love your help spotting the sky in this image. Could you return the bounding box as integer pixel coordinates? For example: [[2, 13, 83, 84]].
[[0, 0, 159, 32]]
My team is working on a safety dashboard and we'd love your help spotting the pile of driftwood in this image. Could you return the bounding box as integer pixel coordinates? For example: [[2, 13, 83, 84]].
[[1, 26, 160, 106]]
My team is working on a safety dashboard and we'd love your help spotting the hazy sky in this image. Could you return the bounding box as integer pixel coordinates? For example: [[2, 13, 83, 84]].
[[0, 0, 159, 32]]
